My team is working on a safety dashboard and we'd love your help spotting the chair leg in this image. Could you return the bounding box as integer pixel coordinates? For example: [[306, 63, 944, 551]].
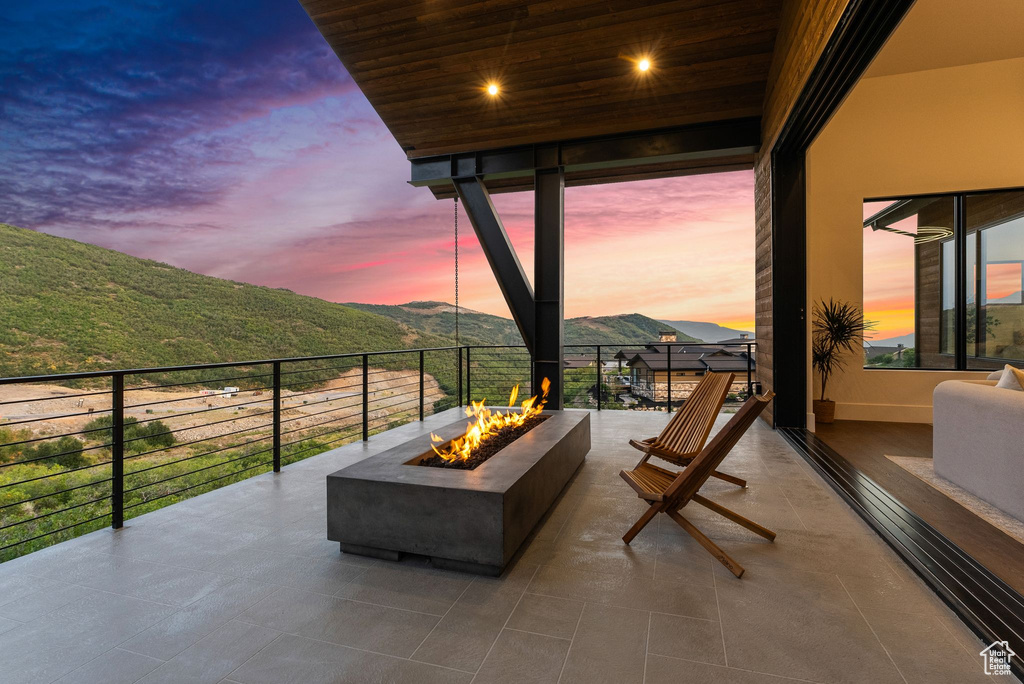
[[622, 502, 660, 545], [692, 494, 776, 541], [711, 471, 747, 488], [667, 510, 745, 578]]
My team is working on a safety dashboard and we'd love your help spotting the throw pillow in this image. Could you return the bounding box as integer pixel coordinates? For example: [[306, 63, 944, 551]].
[[995, 364, 1024, 391], [987, 369, 1003, 381], [1012, 366, 1024, 390]]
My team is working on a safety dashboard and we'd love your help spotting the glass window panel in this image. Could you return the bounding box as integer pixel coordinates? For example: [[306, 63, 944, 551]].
[[966, 191, 1024, 369], [863, 196, 955, 368]]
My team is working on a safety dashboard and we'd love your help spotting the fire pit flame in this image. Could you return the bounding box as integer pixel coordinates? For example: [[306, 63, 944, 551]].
[[429, 377, 551, 462]]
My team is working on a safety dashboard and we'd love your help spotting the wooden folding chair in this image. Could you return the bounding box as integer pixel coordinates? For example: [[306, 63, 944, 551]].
[[619, 391, 776, 578], [629, 371, 747, 488]]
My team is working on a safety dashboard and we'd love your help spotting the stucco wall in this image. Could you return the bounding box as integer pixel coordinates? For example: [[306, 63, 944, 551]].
[[805, 57, 1024, 424]]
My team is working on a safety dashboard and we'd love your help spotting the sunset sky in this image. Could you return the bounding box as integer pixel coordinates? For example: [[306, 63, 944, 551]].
[[0, 0, 755, 330]]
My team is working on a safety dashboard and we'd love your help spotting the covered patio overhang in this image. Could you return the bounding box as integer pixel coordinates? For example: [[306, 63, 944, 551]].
[[299, 0, 782, 407]]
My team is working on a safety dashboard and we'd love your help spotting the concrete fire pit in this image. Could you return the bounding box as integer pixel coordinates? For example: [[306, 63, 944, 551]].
[[327, 410, 590, 575]]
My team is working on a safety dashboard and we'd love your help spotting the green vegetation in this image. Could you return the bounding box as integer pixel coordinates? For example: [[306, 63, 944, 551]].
[[17, 434, 87, 469], [866, 348, 917, 368], [83, 415, 176, 453], [0, 223, 448, 379]]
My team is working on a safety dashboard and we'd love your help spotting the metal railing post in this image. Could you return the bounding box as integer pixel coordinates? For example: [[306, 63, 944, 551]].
[[528, 351, 534, 398], [457, 347, 463, 407], [746, 343, 753, 399], [362, 354, 369, 441], [111, 373, 124, 529], [419, 350, 425, 421], [596, 345, 602, 410], [272, 361, 281, 472], [466, 346, 472, 404], [666, 344, 672, 412]]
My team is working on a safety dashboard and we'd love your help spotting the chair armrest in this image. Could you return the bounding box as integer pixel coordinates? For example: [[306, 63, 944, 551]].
[[628, 438, 656, 453]]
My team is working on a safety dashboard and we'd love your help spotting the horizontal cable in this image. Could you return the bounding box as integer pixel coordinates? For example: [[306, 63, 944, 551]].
[[0, 347, 467, 387], [368, 399, 420, 420], [0, 512, 111, 553], [0, 459, 113, 490], [124, 419, 273, 461], [0, 476, 112, 512], [279, 403, 359, 426], [0, 425, 113, 450], [124, 372, 274, 392], [277, 363, 361, 377], [282, 393, 361, 412], [278, 409, 361, 438], [0, 494, 111, 532], [279, 381, 361, 401], [126, 397, 272, 426], [369, 378, 424, 393], [371, 393, 421, 410], [122, 408, 275, 448], [281, 429, 359, 459], [124, 460, 273, 510], [124, 390, 272, 411], [0, 441, 113, 470], [126, 432, 273, 476], [124, 447, 275, 494], [279, 421, 362, 449], [0, 406, 113, 428], [0, 389, 112, 407]]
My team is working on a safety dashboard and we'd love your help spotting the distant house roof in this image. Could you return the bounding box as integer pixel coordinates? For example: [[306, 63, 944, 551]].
[[625, 350, 756, 373], [563, 354, 595, 369], [701, 355, 753, 372], [645, 344, 722, 355], [626, 353, 707, 372], [717, 336, 756, 346], [613, 348, 649, 360], [864, 344, 906, 358]]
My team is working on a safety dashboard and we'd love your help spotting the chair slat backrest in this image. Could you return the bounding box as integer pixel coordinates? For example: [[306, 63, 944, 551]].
[[653, 372, 734, 457], [662, 391, 775, 506]]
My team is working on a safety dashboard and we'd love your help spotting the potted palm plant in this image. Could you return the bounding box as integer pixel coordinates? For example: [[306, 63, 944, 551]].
[[812, 299, 874, 424]]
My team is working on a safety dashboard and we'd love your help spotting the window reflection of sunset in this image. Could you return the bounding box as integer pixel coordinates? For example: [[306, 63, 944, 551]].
[[987, 263, 1022, 301], [864, 212, 917, 338]]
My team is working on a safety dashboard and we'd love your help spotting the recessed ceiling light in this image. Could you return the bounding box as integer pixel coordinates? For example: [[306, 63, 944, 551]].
[[637, 58, 651, 72], [486, 83, 499, 96]]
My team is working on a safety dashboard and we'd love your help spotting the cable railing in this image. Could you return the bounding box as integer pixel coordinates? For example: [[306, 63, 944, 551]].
[[0, 340, 755, 561]]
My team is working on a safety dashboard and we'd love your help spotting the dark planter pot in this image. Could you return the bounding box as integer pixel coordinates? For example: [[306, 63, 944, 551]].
[[813, 399, 836, 424]]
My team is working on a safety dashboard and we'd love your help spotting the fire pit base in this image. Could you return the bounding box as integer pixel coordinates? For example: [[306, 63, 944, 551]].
[[327, 410, 590, 576]]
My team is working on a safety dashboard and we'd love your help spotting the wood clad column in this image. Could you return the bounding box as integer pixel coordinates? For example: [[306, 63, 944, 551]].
[[534, 164, 564, 409]]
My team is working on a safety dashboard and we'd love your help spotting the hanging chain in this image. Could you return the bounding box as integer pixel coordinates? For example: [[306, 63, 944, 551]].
[[454, 197, 460, 346]]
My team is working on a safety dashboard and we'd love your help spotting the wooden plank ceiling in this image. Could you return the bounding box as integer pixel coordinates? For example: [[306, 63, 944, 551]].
[[300, 0, 782, 161]]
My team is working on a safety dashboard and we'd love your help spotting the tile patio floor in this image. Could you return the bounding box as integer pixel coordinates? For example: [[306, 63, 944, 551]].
[[0, 408, 998, 683]]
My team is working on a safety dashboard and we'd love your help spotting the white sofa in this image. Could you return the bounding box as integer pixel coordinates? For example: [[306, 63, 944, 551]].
[[933, 380, 1024, 523]]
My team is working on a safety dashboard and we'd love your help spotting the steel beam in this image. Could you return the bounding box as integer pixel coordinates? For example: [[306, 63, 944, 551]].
[[534, 166, 564, 409], [411, 118, 760, 192], [452, 176, 536, 352]]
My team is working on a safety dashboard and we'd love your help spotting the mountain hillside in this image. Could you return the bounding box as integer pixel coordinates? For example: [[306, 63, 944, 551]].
[[865, 333, 914, 348], [0, 224, 447, 377], [0, 223, 700, 379], [346, 302, 700, 345], [660, 319, 751, 343]]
